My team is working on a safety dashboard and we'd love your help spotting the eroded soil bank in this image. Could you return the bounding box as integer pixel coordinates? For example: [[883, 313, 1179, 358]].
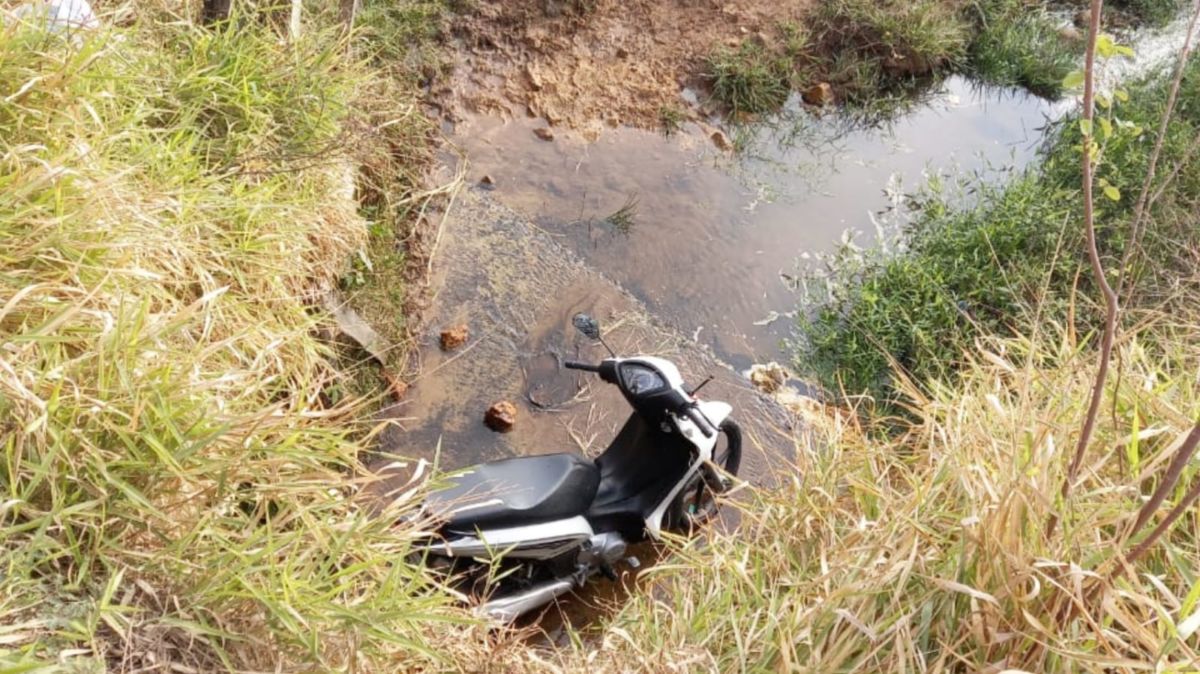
[[443, 0, 809, 133]]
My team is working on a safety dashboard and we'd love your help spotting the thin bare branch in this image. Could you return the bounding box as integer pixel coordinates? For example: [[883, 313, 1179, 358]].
[[1128, 424, 1200, 562], [1131, 423, 1200, 533], [1050, 0, 1121, 538]]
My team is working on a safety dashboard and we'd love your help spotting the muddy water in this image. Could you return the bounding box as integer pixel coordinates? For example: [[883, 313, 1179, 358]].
[[450, 76, 1058, 368], [376, 190, 794, 476]]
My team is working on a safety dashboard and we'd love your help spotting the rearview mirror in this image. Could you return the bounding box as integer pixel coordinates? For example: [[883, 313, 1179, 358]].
[[572, 313, 602, 341]]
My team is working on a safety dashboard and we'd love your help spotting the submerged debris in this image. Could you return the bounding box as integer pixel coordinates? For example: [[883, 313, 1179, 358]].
[[484, 401, 518, 432], [440, 324, 470, 351], [802, 82, 834, 106]]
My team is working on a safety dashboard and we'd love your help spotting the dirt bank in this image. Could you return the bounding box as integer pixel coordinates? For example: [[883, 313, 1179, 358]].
[[444, 0, 809, 134]]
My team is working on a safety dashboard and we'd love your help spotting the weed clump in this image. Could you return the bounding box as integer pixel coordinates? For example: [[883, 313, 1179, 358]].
[[574, 321, 1200, 671], [707, 41, 794, 115], [810, 0, 971, 100], [966, 0, 1077, 97]]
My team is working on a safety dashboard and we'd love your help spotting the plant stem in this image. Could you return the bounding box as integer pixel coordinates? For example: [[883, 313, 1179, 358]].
[[1128, 425, 1200, 562], [1049, 0, 1120, 539]]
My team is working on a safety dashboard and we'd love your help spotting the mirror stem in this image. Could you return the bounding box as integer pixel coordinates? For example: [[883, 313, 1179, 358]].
[[597, 335, 617, 358]]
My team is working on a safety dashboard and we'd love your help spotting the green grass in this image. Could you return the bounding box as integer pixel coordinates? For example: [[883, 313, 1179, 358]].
[[793, 54, 1200, 405], [0, 7, 479, 671], [705, 0, 1085, 120], [966, 0, 1078, 97], [659, 104, 686, 135], [1110, 0, 1187, 26], [604, 195, 641, 235], [707, 41, 794, 115], [809, 0, 971, 101]]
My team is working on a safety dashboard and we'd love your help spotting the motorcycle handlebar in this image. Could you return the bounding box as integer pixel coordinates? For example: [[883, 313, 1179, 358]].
[[563, 360, 601, 372]]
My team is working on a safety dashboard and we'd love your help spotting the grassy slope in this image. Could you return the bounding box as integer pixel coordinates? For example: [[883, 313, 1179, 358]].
[[550, 55, 1200, 674], [795, 54, 1200, 404], [563, 320, 1200, 671], [0, 5, 487, 671], [703, 0, 1183, 118]]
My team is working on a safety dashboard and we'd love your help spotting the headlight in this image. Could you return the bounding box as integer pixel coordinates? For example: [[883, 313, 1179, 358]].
[[620, 363, 666, 395]]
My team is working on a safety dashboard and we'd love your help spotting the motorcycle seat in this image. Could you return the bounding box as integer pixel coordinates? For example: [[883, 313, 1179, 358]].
[[427, 453, 600, 531]]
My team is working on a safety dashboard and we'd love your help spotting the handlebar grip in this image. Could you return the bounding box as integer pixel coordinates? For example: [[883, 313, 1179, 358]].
[[685, 406, 715, 438], [563, 360, 601, 372]]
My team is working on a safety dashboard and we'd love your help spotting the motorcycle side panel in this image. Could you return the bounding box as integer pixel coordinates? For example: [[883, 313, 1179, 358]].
[[431, 515, 593, 560]]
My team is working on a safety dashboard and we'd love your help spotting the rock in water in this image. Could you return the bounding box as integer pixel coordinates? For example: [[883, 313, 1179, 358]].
[[533, 127, 555, 141], [802, 82, 835, 107], [484, 401, 517, 432], [440, 324, 469, 351]]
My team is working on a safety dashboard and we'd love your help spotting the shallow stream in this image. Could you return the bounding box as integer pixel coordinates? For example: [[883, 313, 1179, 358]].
[[450, 77, 1059, 369]]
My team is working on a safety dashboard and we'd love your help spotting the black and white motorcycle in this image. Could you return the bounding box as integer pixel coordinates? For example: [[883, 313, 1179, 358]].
[[417, 314, 742, 621]]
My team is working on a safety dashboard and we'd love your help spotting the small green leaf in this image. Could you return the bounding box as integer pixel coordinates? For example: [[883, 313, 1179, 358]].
[[1062, 70, 1085, 91], [1096, 92, 1112, 109], [1115, 45, 1135, 58], [1103, 184, 1121, 202], [1079, 118, 1093, 136], [1114, 88, 1130, 102], [1097, 34, 1116, 58], [1098, 117, 1113, 140]]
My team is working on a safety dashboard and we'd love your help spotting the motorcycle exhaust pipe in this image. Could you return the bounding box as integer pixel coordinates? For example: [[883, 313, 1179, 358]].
[[477, 577, 577, 623]]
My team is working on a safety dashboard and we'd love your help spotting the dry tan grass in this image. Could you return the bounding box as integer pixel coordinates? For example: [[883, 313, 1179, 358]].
[[548, 315, 1200, 672]]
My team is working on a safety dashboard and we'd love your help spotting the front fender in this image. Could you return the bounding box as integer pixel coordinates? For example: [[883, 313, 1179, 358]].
[[698, 400, 732, 427]]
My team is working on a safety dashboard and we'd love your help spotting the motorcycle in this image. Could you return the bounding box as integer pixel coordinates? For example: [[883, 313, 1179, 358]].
[[416, 313, 742, 622]]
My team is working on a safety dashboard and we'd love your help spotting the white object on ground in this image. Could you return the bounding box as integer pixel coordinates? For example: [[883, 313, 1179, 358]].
[[11, 0, 99, 33]]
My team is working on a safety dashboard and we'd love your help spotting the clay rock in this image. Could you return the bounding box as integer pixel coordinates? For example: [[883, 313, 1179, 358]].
[[882, 51, 936, 77], [748, 362, 789, 394], [1057, 23, 1081, 41], [533, 126, 555, 141], [802, 82, 835, 107], [710, 129, 733, 151], [484, 401, 518, 432], [439, 324, 469, 351], [525, 64, 544, 91]]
